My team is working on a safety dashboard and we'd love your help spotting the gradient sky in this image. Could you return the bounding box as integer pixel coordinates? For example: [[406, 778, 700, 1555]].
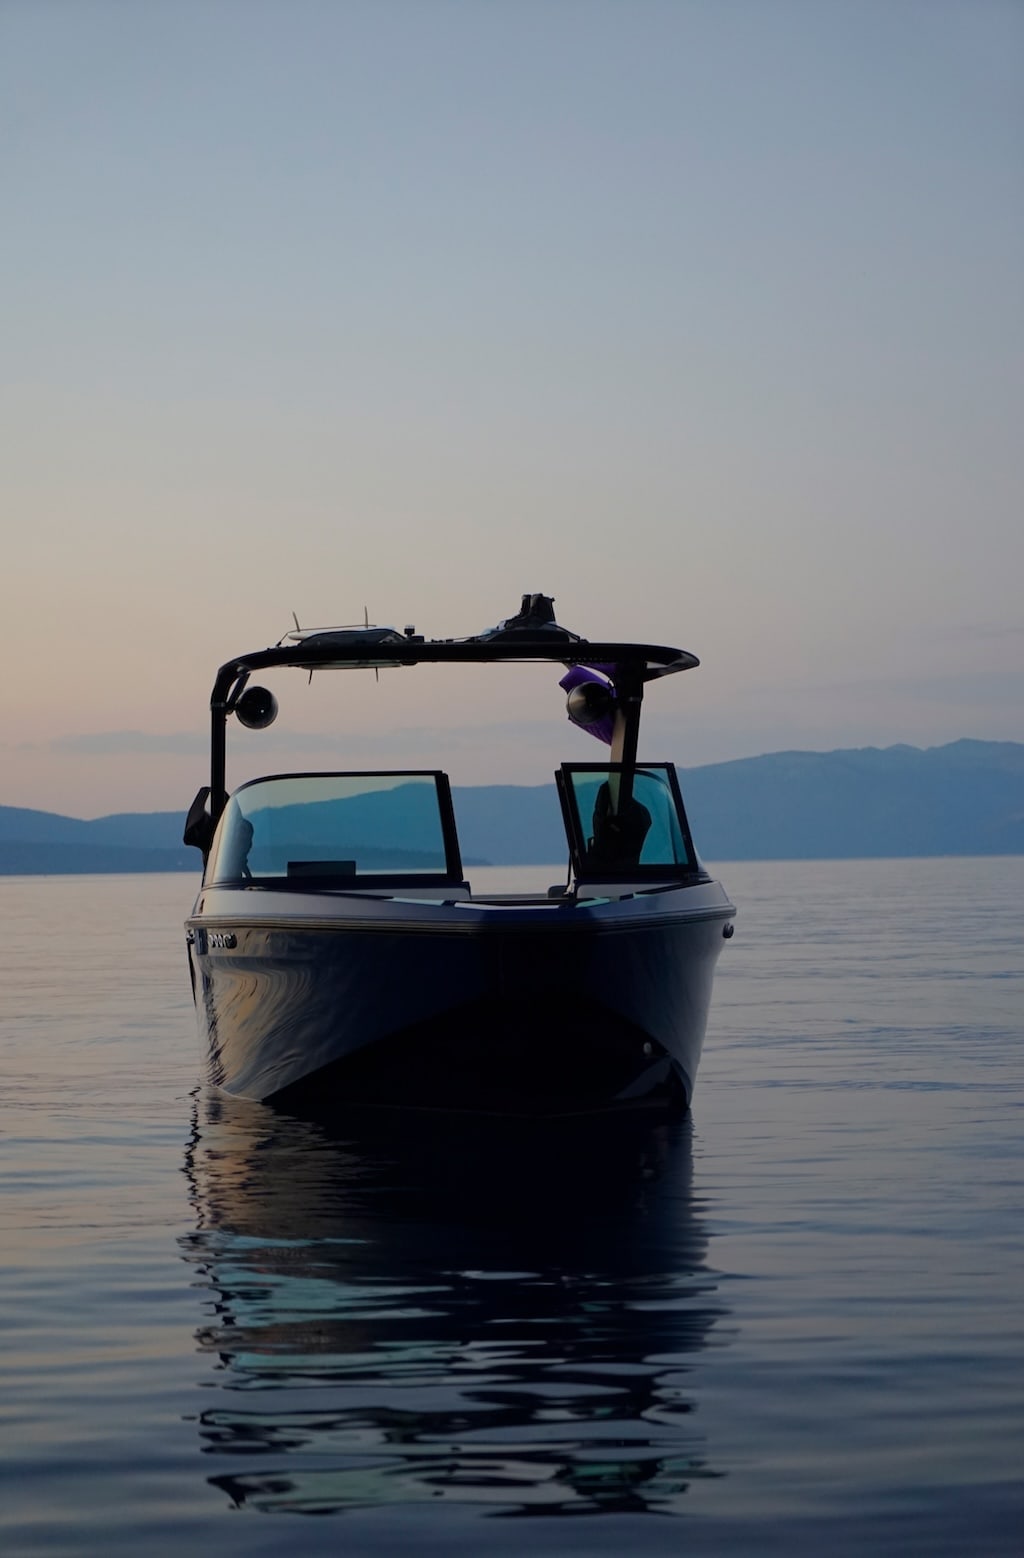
[[3, 0, 1022, 816]]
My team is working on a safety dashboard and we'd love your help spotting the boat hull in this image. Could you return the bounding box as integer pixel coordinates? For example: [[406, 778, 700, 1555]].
[[187, 884, 734, 1116]]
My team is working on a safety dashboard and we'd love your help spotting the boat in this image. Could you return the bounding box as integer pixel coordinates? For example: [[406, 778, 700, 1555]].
[[183, 593, 735, 1115]]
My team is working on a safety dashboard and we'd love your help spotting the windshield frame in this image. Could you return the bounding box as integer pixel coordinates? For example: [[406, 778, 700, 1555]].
[[556, 761, 704, 885], [204, 769, 465, 890]]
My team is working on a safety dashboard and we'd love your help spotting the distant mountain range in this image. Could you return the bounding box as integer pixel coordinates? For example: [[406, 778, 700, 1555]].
[[1, 740, 1020, 874]]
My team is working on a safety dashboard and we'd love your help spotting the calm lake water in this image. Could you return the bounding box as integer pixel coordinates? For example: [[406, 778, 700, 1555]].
[[1, 859, 1022, 1556]]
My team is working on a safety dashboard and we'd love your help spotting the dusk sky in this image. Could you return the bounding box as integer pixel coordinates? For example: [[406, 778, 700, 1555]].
[[4, 0, 1021, 817]]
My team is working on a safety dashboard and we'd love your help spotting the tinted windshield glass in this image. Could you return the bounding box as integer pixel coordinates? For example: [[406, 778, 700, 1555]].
[[207, 773, 454, 882], [564, 765, 693, 872]]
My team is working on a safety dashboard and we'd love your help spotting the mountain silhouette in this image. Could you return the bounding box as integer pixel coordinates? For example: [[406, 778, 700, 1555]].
[[1, 740, 1020, 873]]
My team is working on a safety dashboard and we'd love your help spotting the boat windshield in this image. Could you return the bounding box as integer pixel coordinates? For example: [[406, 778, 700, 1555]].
[[558, 763, 698, 878], [205, 772, 462, 885]]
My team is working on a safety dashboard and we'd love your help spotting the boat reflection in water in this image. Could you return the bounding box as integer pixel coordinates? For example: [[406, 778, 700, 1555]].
[[181, 1090, 728, 1519]]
